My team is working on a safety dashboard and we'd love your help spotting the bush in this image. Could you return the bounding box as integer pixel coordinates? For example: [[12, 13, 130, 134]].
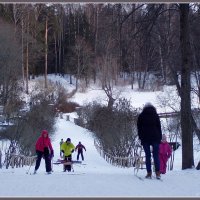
[[0, 99, 56, 155], [77, 98, 139, 158]]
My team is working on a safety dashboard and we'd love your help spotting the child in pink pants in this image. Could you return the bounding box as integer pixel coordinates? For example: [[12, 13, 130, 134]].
[[159, 134, 172, 174]]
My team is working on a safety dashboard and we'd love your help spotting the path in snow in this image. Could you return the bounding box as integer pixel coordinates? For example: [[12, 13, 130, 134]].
[[0, 116, 200, 197]]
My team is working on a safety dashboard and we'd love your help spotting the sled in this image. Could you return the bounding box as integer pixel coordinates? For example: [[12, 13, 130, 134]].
[[53, 159, 82, 165]]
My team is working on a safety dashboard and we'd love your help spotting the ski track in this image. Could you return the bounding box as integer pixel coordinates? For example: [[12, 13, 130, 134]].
[[0, 117, 200, 197]]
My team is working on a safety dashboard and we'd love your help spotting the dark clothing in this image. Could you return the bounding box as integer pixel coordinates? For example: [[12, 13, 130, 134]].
[[60, 141, 64, 157], [64, 155, 72, 172], [75, 143, 86, 161], [137, 106, 162, 145], [34, 130, 53, 173], [77, 150, 84, 161], [143, 143, 160, 173], [35, 149, 51, 172], [137, 105, 162, 174], [168, 142, 181, 151]]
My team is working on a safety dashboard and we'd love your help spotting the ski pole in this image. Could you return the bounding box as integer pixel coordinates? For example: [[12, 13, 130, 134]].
[[51, 158, 53, 172], [71, 163, 74, 172], [26, 163, 32, 174], [26, 157, 35, 174]]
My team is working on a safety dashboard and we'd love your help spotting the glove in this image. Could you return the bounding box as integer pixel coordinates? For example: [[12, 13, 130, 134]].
[[61, 150, 64, 153], [71, 149, 74, 153]]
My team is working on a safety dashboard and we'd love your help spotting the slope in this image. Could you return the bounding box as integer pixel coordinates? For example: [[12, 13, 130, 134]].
[[0, 115, 200, 197]]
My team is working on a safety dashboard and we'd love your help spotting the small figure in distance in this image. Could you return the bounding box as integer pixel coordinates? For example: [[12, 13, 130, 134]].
[[60, 139, 64, 157], [75, 141, 86, 161]]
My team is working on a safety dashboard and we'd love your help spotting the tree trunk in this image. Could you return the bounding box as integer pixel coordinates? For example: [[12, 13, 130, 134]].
[[54, 33, 58, 75], [180, 3, 194, 169], [21, 17, 24, 87], [131, 4, 136, 90], [45, 16, 48, 89], [25, 12, 29, 94]]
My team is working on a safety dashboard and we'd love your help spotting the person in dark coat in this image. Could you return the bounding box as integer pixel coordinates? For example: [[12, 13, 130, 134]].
[[75, 142, 86, 161], [137, 102, 162, 179], [34, 130, 54, 174]]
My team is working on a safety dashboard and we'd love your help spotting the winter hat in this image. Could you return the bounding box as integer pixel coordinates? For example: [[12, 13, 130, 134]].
[[42, 130, 48, 137], [66, 138, 71, 142]]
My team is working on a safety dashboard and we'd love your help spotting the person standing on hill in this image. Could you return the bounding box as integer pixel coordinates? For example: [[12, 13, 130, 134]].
[[34, 130, 54, 174], [137, 103, 162, 179], [60, 139, 64, 157], [75, 142, 86, 161], [159, 134, 172, 174], [61, 138, 75, 172]]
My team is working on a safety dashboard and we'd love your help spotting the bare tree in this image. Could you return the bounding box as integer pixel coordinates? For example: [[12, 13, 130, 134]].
[[180, 3, 194, 169]]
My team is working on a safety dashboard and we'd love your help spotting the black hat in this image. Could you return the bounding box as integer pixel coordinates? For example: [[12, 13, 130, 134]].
[[66, 138, 71, 142]]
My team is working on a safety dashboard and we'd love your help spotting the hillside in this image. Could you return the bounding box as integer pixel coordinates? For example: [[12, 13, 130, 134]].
[[0, 75, 200, 197], [0, 115, 200, 197]]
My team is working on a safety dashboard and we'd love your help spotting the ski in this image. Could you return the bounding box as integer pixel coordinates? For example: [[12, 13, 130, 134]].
[[29, 172, 36, 175], [53, 159, 82, 165], [135, 175, 144, 181], [152, 176, 163, 181], [64, 172, 85, 175], [135, 174, 163, 181]]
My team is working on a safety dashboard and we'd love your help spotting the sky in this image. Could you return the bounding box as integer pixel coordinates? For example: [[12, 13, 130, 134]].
[[0, 75, 200, 197]]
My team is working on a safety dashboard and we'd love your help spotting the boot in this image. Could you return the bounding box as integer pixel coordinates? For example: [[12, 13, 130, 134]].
[[156, 171, 161, 179], [145, 172, 152, 179]]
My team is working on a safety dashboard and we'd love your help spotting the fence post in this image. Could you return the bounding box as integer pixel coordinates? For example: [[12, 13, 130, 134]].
[[60, 112, 63, 119], [66, 115, 70, 121]]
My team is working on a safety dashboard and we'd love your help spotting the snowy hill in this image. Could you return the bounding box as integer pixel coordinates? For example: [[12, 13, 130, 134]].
[[0, 115, 200, 197], [0, 75, 200, 197]]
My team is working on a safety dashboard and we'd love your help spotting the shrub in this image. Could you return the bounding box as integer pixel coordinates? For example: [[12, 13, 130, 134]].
[[77, 98, 139, 158]]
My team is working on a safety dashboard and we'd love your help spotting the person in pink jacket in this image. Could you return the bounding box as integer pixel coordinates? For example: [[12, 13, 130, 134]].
[[159, 134, 172, 174], [34, 130, 54, 174]]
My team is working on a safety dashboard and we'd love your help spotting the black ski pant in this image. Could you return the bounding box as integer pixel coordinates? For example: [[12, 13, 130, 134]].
[[77, 150, 84, 161], [35, 150, 51, 172], [64, 155, 72, 172]]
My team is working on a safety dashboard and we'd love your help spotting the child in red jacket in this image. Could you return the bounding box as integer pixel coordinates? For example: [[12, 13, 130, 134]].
[[159, 134, 172, 174]]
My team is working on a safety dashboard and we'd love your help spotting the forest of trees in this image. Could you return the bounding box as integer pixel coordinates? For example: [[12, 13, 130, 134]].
[[1, 3, 200, 90], [0, 3, 200, 169]]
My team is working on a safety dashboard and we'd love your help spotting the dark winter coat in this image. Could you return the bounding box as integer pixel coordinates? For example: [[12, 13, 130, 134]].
[[137, 105, 162, 145], [75, 143, 86, 153]]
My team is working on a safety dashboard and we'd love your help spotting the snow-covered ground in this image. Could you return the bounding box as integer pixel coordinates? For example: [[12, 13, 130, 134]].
[[0, 115, 200, 197], [0, 75, 200, 197]]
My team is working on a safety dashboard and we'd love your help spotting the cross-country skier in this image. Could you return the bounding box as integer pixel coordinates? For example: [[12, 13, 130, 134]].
[[75, 142, 86, 161], [34, 130, 54, 174], [61, 138, 75, 172]]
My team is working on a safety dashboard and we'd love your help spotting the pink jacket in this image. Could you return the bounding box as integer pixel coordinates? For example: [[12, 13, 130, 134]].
[[35, 130, 53, 152], [159, 141, 172, 158]]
